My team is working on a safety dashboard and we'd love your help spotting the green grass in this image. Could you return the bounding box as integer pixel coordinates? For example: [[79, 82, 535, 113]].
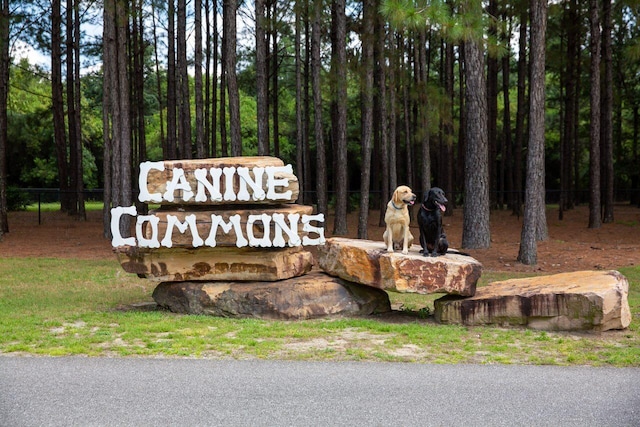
[[25, 201, 104, 212], [0, 257, 638, 365]]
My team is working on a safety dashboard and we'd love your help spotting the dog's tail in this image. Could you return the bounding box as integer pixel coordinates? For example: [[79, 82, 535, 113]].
[[446, 249, 472, 257]]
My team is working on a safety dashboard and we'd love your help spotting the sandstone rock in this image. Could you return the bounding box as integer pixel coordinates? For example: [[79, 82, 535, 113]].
[[434, 270, 632, 331], [152, 271, 391, 319], [316, 237, 481, 296], [115, 246, 313, 282]]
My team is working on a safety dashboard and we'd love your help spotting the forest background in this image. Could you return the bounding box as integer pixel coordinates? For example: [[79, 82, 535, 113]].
[[0, 0, 639, 266]]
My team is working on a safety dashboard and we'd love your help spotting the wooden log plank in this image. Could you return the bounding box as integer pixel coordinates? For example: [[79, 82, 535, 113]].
[[141, 156, 299, 205]]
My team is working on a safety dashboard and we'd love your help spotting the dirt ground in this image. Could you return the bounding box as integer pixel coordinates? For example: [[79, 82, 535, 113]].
[[1, 204, 639, 274]]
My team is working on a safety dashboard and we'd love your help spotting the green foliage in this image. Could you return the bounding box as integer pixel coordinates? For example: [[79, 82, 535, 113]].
[[6, 187, 31, 211], [6, 60, 100, 189], [381, 0, 485, 43]]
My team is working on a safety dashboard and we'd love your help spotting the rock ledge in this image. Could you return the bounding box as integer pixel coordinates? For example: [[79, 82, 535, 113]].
[[316, 237, 482, 296], [434, 270, 631, 331]]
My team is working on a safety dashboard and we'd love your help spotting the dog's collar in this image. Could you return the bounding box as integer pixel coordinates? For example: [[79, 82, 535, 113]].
[[421, 204, 433, 212], [391, 201, 404, 210]]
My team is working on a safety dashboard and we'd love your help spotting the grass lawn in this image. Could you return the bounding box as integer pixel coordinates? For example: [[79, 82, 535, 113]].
[[0, 257, 638, 366]]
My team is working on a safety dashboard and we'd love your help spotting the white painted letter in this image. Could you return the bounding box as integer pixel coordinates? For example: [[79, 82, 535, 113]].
[[247, 214, 272, 247], [138, 161, 165, 203], [301, 214, 325, 246], [272, 213, 301, 247], [205, 214, 248, 248], [222, 167, 237, 201], [135, 215, 160, 248], [163, 168, 194, 202], [265, 165, 293, 201], [236, 167, 266, 201], [160, 214, 203, 248], [110, 205, 137, 247], [194, 167, 223, 202]]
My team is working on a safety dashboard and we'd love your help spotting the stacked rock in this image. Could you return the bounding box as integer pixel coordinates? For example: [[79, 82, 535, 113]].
[[113, 156, 391, 319]]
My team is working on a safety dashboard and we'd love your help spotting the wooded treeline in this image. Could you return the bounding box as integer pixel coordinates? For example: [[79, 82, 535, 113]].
[[1, 0, 640, 264]]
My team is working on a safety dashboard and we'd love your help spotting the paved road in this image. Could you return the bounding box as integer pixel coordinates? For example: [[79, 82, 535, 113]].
[[1, 357, 639, 426]]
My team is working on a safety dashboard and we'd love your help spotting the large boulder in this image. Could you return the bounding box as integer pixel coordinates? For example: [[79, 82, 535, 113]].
[[434, 270, 632, 331], [152, 271, 391, 319], [316, 237, 481, 296], [115, 246, 314, 282]]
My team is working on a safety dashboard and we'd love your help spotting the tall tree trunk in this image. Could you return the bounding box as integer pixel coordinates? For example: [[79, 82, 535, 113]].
[[220, 50, 228, 157], [518, 0, 548, 265], [103, 0, 116, 237], [151, 1, 165, 158], [73, 0, 84, 219], [444, 37, 455, 212], [331, 0, 348, 235], [103, 0, 133, 238], [513, 6, 527, 218], [212, 0, 219, 157], [461, 36, 490, 250], [177, 0, 192, 158], [295, 0, 304, 201], [588, 0, 602, 229], [132, 0, 145, 214], [312, 0, 327, 216], [256, 0, 269, 155], [166, 0, 177, 159], [52, 0, 69, 212], [487, 0, 498, 208], [634, 105, 639, 207], [404, 39, 414, 189], [501, 12, 513, 214], [224, 0, 242, 156], [303, 8, 312, 205], [194, 0, 206, 158], [271, 19, 280, 158], [601, 0, 614, 223], [116, 0, 132, 217], [389, 34, 399, 192], [377, 17, 390, 228], [560, 0, 578, 219], [358, 0, 375, 239], [457, 41, 466, 201], [0, 0, 9, 233], [418, 30, 430, 195], [66, 0, 78, 217]]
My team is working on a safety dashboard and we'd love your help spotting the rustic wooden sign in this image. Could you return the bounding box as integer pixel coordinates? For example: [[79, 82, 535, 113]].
[[138, 156, 299, 205], [113, 156, 323, 282]]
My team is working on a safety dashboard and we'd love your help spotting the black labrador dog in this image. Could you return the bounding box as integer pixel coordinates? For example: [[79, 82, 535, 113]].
[[417, 187, 449, 257]]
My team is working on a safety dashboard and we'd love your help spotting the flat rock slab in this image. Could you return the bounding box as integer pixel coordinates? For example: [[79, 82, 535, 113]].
[[115, 246, 313, 282], [152, 271, 391, 319], [316, 237, 482, 296], [434, 270, 632, 331]]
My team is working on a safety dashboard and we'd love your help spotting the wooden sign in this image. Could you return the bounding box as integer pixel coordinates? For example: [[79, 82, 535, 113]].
[[113, 156, 323, 282], [138, 156, 299, 205]]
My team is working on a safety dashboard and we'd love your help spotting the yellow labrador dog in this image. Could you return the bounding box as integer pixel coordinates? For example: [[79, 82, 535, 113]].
[[383, 185, 417, 254]]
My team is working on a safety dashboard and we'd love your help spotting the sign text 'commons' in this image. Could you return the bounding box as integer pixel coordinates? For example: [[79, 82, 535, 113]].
[[111, 161, 325, 248]]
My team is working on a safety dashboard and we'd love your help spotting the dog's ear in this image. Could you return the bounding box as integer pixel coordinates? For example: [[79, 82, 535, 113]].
[[392, 188, 400, 204]]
